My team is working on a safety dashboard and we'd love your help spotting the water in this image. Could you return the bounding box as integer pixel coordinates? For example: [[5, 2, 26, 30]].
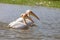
[[0, 3, 60, 40]]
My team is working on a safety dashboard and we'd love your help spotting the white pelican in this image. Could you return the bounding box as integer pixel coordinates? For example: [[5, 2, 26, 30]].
[[20, 10, 40, 25], [8, 17, 34, 30], [8, 10, 40, 30]]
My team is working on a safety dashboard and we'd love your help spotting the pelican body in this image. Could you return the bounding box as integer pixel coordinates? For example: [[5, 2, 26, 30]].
[[8, 10, 40, 30], [8, 18, 33, 30]]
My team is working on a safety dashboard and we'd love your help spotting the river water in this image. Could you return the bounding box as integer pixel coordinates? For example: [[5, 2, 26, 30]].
[[0, 4, 60, 40]]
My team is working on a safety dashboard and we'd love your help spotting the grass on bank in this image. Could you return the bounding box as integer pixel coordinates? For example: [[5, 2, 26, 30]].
[[0, 0, 60, 8]]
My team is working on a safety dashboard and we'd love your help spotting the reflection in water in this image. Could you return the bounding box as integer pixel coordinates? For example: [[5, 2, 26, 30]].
[[0, 4, 60, 40], [0, 22, 43, 40]]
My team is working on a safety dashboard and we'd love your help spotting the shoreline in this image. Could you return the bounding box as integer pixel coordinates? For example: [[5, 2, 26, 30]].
[[0, 0, 60, 8], [0, 3, 60, 9]]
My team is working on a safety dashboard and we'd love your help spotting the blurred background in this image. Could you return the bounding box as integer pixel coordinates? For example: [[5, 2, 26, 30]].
[[0, 0, 60, 8]]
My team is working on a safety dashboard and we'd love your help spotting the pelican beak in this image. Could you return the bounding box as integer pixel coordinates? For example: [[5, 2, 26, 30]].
[[31, 12, 40, 21], [26, 10, 40, 21]]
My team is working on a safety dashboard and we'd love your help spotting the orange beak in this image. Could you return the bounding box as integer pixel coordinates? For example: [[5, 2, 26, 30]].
[[26, 10, 40, 21]]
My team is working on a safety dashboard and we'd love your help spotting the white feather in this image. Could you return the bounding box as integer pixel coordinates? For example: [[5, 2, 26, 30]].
[[8, 17, 33, 29]]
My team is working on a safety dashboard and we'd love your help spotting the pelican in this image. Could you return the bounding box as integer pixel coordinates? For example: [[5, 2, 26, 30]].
[[8, 18, 34, 30], [8, 10, 40, 30], [20, 10, 40, 25]]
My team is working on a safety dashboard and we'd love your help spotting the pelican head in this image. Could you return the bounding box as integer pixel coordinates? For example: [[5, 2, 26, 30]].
[[26, 10, 32, 13], [20, 10, 40, 25], [26, 10, 40, 21]]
